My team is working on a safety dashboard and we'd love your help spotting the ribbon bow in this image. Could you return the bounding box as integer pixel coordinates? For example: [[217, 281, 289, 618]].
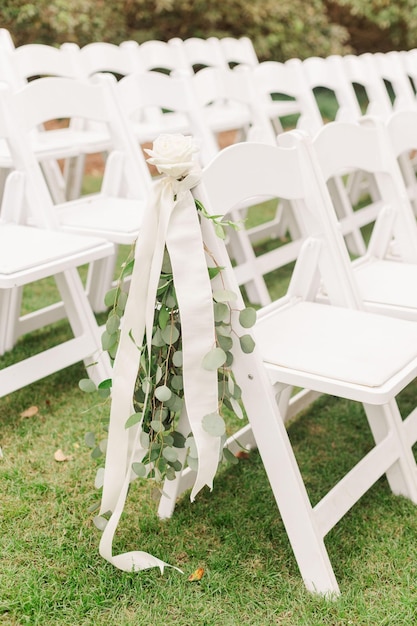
[[98, 146, 221, 573]]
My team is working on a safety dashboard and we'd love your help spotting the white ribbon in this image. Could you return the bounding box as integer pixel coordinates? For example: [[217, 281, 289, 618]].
[[98, 166, 221, 573]]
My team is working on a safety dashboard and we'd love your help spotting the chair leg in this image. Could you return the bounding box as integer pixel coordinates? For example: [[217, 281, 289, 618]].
[[364, 400, 417, 503], [0, 287, 23, 354], [86, 253, 119, 314]]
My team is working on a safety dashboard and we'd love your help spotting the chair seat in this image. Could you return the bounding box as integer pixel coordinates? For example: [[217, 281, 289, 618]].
[[132, 113, 191, 144], [0, 128, 112, 168], [0, 223, 113, 286], [255, 300, 417, 400], [203, 102, 252, 133], [353, 259, 417, 311], [56, 195, 146, 244]]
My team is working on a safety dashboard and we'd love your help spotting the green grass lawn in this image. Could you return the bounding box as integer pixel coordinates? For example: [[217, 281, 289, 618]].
[[2, 107, 417, 623]]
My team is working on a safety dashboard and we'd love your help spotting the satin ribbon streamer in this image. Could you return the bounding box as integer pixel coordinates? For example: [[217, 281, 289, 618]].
[[98, 165, 221, 573]]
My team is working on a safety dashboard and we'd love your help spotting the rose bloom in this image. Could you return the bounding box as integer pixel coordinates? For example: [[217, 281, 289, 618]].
[[145, 134, 199, 178]]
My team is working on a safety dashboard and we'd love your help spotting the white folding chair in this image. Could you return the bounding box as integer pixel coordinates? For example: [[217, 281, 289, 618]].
[[218, 36, 260, 69], [0, 75, 151, 352], [157, 138, 417, 596], [0, 41, 115, 202], [385, 108, 417, 216], [0, 84, 114, 390], [308, 116, 417, 321]]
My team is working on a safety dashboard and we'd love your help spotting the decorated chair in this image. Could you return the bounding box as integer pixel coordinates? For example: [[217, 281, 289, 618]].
[[97, 133, 417, 596]]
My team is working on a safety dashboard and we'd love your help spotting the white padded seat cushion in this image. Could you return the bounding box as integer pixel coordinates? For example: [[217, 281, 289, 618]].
[[0, 223, 108, 274], [354, 259, 417, 308], [57, 196, 145, 235], [254, 301, 417, 388]]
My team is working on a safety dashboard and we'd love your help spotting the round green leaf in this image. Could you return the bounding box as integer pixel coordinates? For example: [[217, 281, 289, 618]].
[[150, 419, 166, 433], [132, 462, 147, 477], [239, 334, 256, 354], [154, 385, 172, 402], [217, 333, 233, 352], [202, 347, 227, 370], [161, 324, 180, 345], [202, 412, 226, 437], [140, 430, 150, 449], [171, 375, 183, 391], [214, 301, 230, 323], [162, 446, 178, 463], [85, 432, 96, 448], [106, 313, 120, 334], [104, 287, 118, 308], [79, 378, 97, 393], [213, 289, 237, 303], [94, 467, 105, 489], [93, 515, 108, 531], [187, 455, 198, 471], [172, 350, 183, 367], [125, 412, 142, 429], [239, 307, 257, 328]]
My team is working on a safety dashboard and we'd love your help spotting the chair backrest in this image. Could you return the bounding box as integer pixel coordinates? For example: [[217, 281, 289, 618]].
[[0, 42, 81, 90], [310, 116, 417, 264], [193, 138, 362, 310], [385, 108, 417, 215], [1, 76, 151, 220], [339, 53, 393, 117], [170, 36, 227, 73], [299, 55, 363, 126], [137, 39, 188, 74], [115, 70, 219, 165], [370, 51, 417, 111], [218, 36, 259, 68], [68, 40, 141, 78], [251, 60, 324, 133], [191, 65, 277, 144]]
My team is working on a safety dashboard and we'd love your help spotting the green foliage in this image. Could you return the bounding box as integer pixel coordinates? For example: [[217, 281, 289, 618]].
[[335, 0, 417, 50], [1, 0, 350, 60]]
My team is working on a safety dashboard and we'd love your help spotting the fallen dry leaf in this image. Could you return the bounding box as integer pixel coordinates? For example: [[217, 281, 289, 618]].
[[20, 405, 39, 418], [188, 567, 205, 582], [54, 448, 73, 462], [235, 450, 250, 459]]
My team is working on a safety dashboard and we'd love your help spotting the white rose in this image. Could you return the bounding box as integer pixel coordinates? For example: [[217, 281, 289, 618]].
[[144, 134, 199, 179]]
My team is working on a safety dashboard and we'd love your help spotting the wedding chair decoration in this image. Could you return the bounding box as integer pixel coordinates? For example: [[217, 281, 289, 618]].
[[0, 85, 114, 393], [95, 133, 257, 575], [95, 132, 417, 596]]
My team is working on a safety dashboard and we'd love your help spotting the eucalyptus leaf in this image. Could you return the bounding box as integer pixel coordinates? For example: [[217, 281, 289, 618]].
[[99, 438, 108, 453], [132, 462, 147, 477], [154, 385, 172, 402], [151, 328, 165, 347], [85, 432, 96, 448], [106, 313, 120, 334], [202, 347, 227, 370], [239, 334, 256, 354], [140, 430, 150, 449], [168, 459, 182, 472], [125, 412, 142, 429], [214, 223, 226, 239], [165, 466, 177, 481], [98, 378, 112, 389], [93, 515, 108, 531], [172, 350, 183, 367], [117, 291, 128, 310], [185, 436, 198, 458], [79, 378, 97, 393], [171, 375, 183, 391], [101, 330, 118, 352], [217, 333, 233, 352], [158, 306, 170, 330], [150, 419, 166, 433], [165, 294, 177, 308], [91, 445, 103, 460], [213, 301, 229, 323], [229, 396, 244, 419], [104, 288, 118, 308], [172, 431, 186, 448], [94, 467, 105, 489], [202, 412, 226, 437], [239, 307, 257, 328], [213, 289, 237, 303], [164, 393, 183, 412], [161, 324, 180, 345], [187, 455, 198, 471], [162, 446, 178, 462]]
